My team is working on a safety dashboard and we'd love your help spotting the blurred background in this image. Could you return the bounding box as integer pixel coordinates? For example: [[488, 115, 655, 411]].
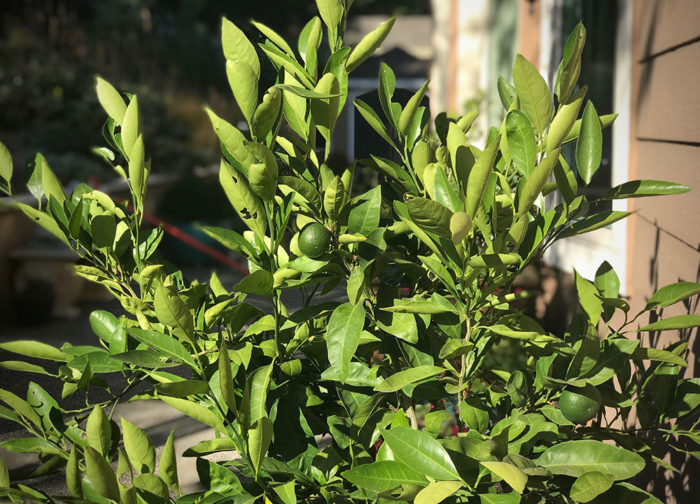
[[0, 0, 697, 499]]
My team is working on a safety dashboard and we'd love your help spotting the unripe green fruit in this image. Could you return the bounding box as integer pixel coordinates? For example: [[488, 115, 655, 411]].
[[298, 223, 331, 258], [559, 385, 602, 424]]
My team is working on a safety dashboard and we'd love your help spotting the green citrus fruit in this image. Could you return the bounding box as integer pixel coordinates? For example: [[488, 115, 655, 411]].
[[559, 385, 602, 424], [298, 223, 331, 258]]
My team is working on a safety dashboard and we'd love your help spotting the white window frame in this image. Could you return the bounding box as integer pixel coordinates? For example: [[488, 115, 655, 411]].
[[541, 0, 631, 293]]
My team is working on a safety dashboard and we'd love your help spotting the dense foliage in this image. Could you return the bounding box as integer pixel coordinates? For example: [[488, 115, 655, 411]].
[[1, 1, 698, 503]]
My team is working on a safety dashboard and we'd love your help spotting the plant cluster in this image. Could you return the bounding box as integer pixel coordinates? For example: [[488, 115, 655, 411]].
[[0, 1, 698, 503]]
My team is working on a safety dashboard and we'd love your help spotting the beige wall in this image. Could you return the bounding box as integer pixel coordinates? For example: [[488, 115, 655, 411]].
[[627, 0, 700, 324]]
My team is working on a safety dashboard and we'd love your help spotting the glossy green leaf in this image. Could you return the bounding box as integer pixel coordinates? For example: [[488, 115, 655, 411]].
[[481, 461, 527, 494], [536, 440, 644, 480], [546, 91, 584, 151], [0, 141, 13, 185], [0, 340, 70, 362], [570, 471, 615, 502], [645, 281, 700, 310], [121, 95, 140, 157], [65, 448, 81, 497], [593, 482, 663, 504], [636, 315, 700, 332], [564, 113, 617, 144], [159, 396, 225, 432], [95, 76, 126, 123], [575, 101, 602, 185], [251, 20, 295, 58], [601, 179, 691, 199], [407, 196, 453, 237], [375, 365, 443, 393], [249, 416, 273, 475], [342, 460, 427, 492], [466, 134, 501, 218], [84, 446, 120, 501], [347, 16, 396, 72], [415, 480, 462, 504], [555, 22, 586, 103], [155, 380, 209, 397], [348, 185, 381, 235], [127, 328, 196, 368], [379, 62, 397, 126], [382, 427, 460, 481], [226, 60, 258, 124], [497, 77, 517, 110], [219, 344, 237, 413], [512, 54, 551, 134], [467, 253, 521, 269], [154, 285, 195, 343], [160, 430, 179, 494], [560, 211, 631, 238], [399, 80, 429, 136], [310, 73, 340, 141], [506, 110, 537, 176], [326, 302, 366, 383], [221, 17, 259, 77], [575, 270, 601, 324], [233, 270, 274, 297], [0, 389, 42, 430], [517, 148, 561, 215], [86, 406, 112, 456], [594, 261, 620, 299], [354, 99, 398, 151], [16, 202, 69, 245], [324, 175, 345, 219], [183, 438, 237, 457], [252, 87, 282, 141], [121, 417, 155, 474]]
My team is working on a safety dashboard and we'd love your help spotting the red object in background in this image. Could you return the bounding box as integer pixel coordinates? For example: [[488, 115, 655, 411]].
[[124, 202, 249, 274]]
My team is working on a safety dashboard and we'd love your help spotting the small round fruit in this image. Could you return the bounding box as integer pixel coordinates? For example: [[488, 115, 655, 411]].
[[298, 223, 331, 258], [559, 385, 602, 424]]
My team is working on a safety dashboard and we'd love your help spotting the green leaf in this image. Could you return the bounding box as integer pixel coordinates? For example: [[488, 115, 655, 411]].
[[575, 101, 602, 185], [248, 416, 273, 475], [127, 328, 197, 369], [378, 62, 397, 126], [348, 185, 382, 235], [204, 106, 254, 170], [342, 460, 427, 493], [160, 396, 225, 432], [219, 344, 237, 414], [245, 364, 274, 426], [536, 440, 645, 480], [414, 480, 463, 504], [0, 340, 70, 361], [546, 90, 584, 151], [90, 214, 116, 249], [466, 134, 501, 218], [275, 84, 340, 99], [65, 448, 81, 497], [326, 302, 366, 383], [346, 16, 395, 72], [467, 253, 521, 269], [121, 417, 156, 474], [16, 202, 69, 245], [323, 175, 345, 219], [233, 270, 274, 296], [480, 461, 527, 494], [645, 281, 700, 310], [555, 23, 586, 103], [86, 406, 112, 456], [398, 80, 429, 136], [252, 87, 282, 141], [560, 211, 631, 238], [382, 426, 460, 481], [95, 76, 126, 123], [183, 438, 237, 457], [570, 471, 615, 502], [0, 141, 13, 185], [407, 196, 453, 237], [221, 17, 259, 77], [160, 430, 179, 494], [0, 389, 42, 430], [497, 77, 517, 110], [512, 54, 551, 134], [89, 310, 126, 353], [480, 493, 521, 504], [226, 60, 259, 124], [0, 361, 52, 376], [134, 473, 169, 499], [310, 73, 340, 141], [219, 159, 266, 236], [251, 20, 295, 58], [506, 110, 537, 176], [575, 270, 602, 324], [517, 149, 561, 215], [354, 99, 398, 151], [84, 446, 120, 501], [153, 285, 195, 343], [375, 365, 444, 393], [273, 480, 297, 504], [121, 95, 140, 157], [155, 380, 209, 397], [601, 179, 691, 199], [594, 261, 620, 299], [636, 315, 700, 332], [593, 482, 663, 504], [0, 437, 64, 456]]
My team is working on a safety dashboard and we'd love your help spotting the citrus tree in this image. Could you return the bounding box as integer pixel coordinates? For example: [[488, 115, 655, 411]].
[[0, 2, 699, 503]]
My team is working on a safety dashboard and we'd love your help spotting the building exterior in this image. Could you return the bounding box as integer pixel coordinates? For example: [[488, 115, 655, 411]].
[[433, 1, 698, 500]]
